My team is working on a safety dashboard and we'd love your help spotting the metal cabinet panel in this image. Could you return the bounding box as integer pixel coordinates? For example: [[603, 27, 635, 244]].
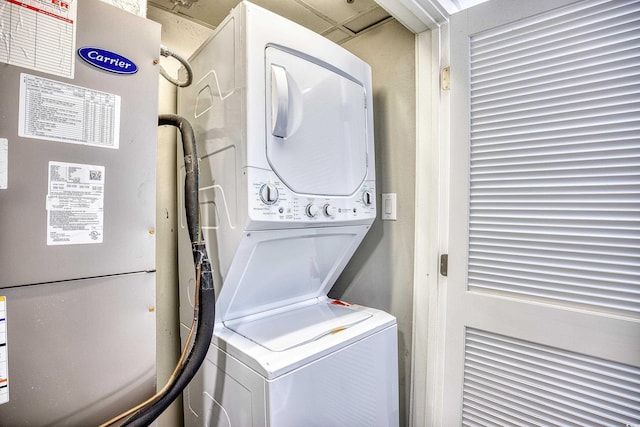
[[0, 0, 160, 287], [0, 272, 156, 425]]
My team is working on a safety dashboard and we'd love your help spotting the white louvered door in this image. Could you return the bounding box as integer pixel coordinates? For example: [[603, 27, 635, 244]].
[[444, 0, 640, 425]]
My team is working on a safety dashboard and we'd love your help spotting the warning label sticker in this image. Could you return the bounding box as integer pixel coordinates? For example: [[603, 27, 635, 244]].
[[46, 161, 105, 245], [19, 73, 121, 149], [0, 0, 77, 78]]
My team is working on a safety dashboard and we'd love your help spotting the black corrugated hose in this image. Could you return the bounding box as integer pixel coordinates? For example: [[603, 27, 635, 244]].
[[158, 114, 199, 245], [122, 114, 215, 426]]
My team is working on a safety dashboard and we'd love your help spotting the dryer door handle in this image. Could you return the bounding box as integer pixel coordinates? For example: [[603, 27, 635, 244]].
[[271, 65, 289, 138]]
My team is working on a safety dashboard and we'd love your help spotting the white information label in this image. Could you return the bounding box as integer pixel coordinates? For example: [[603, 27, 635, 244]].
[[46, 161, 105, 245], [0, 0, 77, 78], [0, 296, 7, 405], [19, 73, 121, 149], [0, 139, 7, 189]]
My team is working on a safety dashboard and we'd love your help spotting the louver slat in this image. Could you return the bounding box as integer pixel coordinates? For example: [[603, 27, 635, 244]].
[[467, 0, 640, 317], [462, 329, 640, 426]]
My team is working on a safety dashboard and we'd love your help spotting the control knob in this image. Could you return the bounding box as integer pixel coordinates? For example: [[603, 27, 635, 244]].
[[362, 190, 373, 206], [323, 204, 337, 217], [259, 183, 279, 205], [305, 204, 319, 218]]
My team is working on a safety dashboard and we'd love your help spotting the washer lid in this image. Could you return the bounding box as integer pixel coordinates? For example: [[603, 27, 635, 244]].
[[265, 47, 369, 196], [214, 226, 370, 322], [225, 301, 372, 352]]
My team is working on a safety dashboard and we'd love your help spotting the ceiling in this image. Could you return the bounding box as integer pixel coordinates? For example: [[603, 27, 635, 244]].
[[147, 0, 394, 44]]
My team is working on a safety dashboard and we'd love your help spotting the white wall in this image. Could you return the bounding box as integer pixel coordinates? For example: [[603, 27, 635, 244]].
[[99, 0, 147, 16], [330, 19, 416, 427]]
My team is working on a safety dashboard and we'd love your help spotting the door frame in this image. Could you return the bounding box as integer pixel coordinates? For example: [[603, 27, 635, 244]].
[[410, 23, 451, 427]]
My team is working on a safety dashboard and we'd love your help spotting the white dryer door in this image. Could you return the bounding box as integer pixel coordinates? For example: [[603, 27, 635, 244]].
[[265, 47, 369, 196]]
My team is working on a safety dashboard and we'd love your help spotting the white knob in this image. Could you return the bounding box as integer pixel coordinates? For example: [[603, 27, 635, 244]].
[[259, 183, 279, 205], [305, 204, 319, 218], [362, 190, 373, 206], [323, 204, 337, 217]]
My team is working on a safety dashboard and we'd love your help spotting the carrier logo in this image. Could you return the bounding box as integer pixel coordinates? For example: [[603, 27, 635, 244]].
[[78, 47, 138, 74]]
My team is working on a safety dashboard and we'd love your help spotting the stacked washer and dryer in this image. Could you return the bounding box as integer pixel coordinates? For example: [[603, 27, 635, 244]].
[[177, 2, 399, 425]]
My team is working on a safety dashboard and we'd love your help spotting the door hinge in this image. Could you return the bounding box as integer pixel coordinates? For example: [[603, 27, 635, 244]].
[[440, 254, 448, 277], [441, 66, 451, 91]]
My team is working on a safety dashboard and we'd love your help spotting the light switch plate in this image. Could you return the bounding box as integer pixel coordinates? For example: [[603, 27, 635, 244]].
[[381, 193, 397, 221]]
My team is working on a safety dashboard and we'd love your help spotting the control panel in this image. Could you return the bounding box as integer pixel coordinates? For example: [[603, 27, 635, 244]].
[[247, 168, 376, 225]]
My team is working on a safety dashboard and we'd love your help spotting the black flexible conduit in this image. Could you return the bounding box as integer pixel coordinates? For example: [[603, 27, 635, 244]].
[[123, 114, 215, 426]]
